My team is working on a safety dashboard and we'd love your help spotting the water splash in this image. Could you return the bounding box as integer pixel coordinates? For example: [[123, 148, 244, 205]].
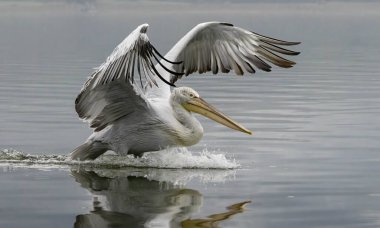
[[72, 167, 236, 186], [0, 148, 239, 169]]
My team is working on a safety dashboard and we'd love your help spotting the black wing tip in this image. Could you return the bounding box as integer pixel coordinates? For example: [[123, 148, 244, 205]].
[[220, 22, 234, 27], [151, 52, 184, 76], [291, 43, 302, 55], [280, 41, 301, 46], [290, 41, 302, 46], [149, 61, 177, 87], [148, 43, 183, 87], [151, 45, 183, 65], [293, 51, 301, 56], [251, 31, 301, 46], [260, 39, 301, 56], [263, 68, 272, 72]]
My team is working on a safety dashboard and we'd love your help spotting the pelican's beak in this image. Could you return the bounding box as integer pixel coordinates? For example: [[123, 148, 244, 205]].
[[183, 97, 252, 135]]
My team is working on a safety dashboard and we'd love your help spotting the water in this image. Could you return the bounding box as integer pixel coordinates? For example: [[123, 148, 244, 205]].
[[0, 148, 239, 169], [1, 1, 380, 227]]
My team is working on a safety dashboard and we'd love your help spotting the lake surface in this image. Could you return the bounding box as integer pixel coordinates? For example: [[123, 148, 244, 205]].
[[1, 1, 380, 227]]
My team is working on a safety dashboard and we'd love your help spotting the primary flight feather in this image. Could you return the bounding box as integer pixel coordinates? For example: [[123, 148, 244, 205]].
[[71, 22, 300, 161]]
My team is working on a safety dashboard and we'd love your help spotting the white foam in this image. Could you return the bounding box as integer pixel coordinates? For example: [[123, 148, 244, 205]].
[[73, 167, 236, 186], [0, 147, 239, 169]]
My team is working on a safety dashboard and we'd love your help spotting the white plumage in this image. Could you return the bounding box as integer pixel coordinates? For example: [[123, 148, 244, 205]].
[[71, 22, 300, 160]]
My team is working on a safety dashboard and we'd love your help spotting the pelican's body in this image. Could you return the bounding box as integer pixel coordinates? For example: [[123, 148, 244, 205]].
[[71, 22, 300, 160], [90, 90, 204, 157]]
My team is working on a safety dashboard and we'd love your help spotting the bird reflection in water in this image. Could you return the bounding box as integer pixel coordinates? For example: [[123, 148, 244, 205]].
[[181, 200, 251, 228], [71, 168, 250, 228]]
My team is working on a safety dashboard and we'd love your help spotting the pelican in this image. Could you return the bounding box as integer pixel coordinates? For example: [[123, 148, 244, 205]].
[[71, 22, 300, 160]]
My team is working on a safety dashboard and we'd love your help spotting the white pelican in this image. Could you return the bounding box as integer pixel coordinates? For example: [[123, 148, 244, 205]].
[[71, 22, 300, 160]]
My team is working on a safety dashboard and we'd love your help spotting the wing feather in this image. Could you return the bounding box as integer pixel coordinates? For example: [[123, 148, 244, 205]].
[[75, 24, 181, 131], [164, 22, 300, 84]]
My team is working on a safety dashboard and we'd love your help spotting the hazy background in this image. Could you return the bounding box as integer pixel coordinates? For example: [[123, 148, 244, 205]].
[[1, 1, 380, 227]]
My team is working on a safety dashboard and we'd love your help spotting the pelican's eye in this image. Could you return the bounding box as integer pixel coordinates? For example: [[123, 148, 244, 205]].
[[189, 93, 195, 98]]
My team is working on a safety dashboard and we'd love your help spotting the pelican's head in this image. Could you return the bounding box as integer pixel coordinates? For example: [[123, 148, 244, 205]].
[[172, 87, 252, 135]]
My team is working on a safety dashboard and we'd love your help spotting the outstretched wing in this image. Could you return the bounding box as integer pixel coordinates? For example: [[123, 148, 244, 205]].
[[75, 24, 181, 131], [165, 22, 300, 84]]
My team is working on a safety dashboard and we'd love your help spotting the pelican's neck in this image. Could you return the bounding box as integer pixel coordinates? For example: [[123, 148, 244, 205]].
[[170, 98, 203, 146]]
